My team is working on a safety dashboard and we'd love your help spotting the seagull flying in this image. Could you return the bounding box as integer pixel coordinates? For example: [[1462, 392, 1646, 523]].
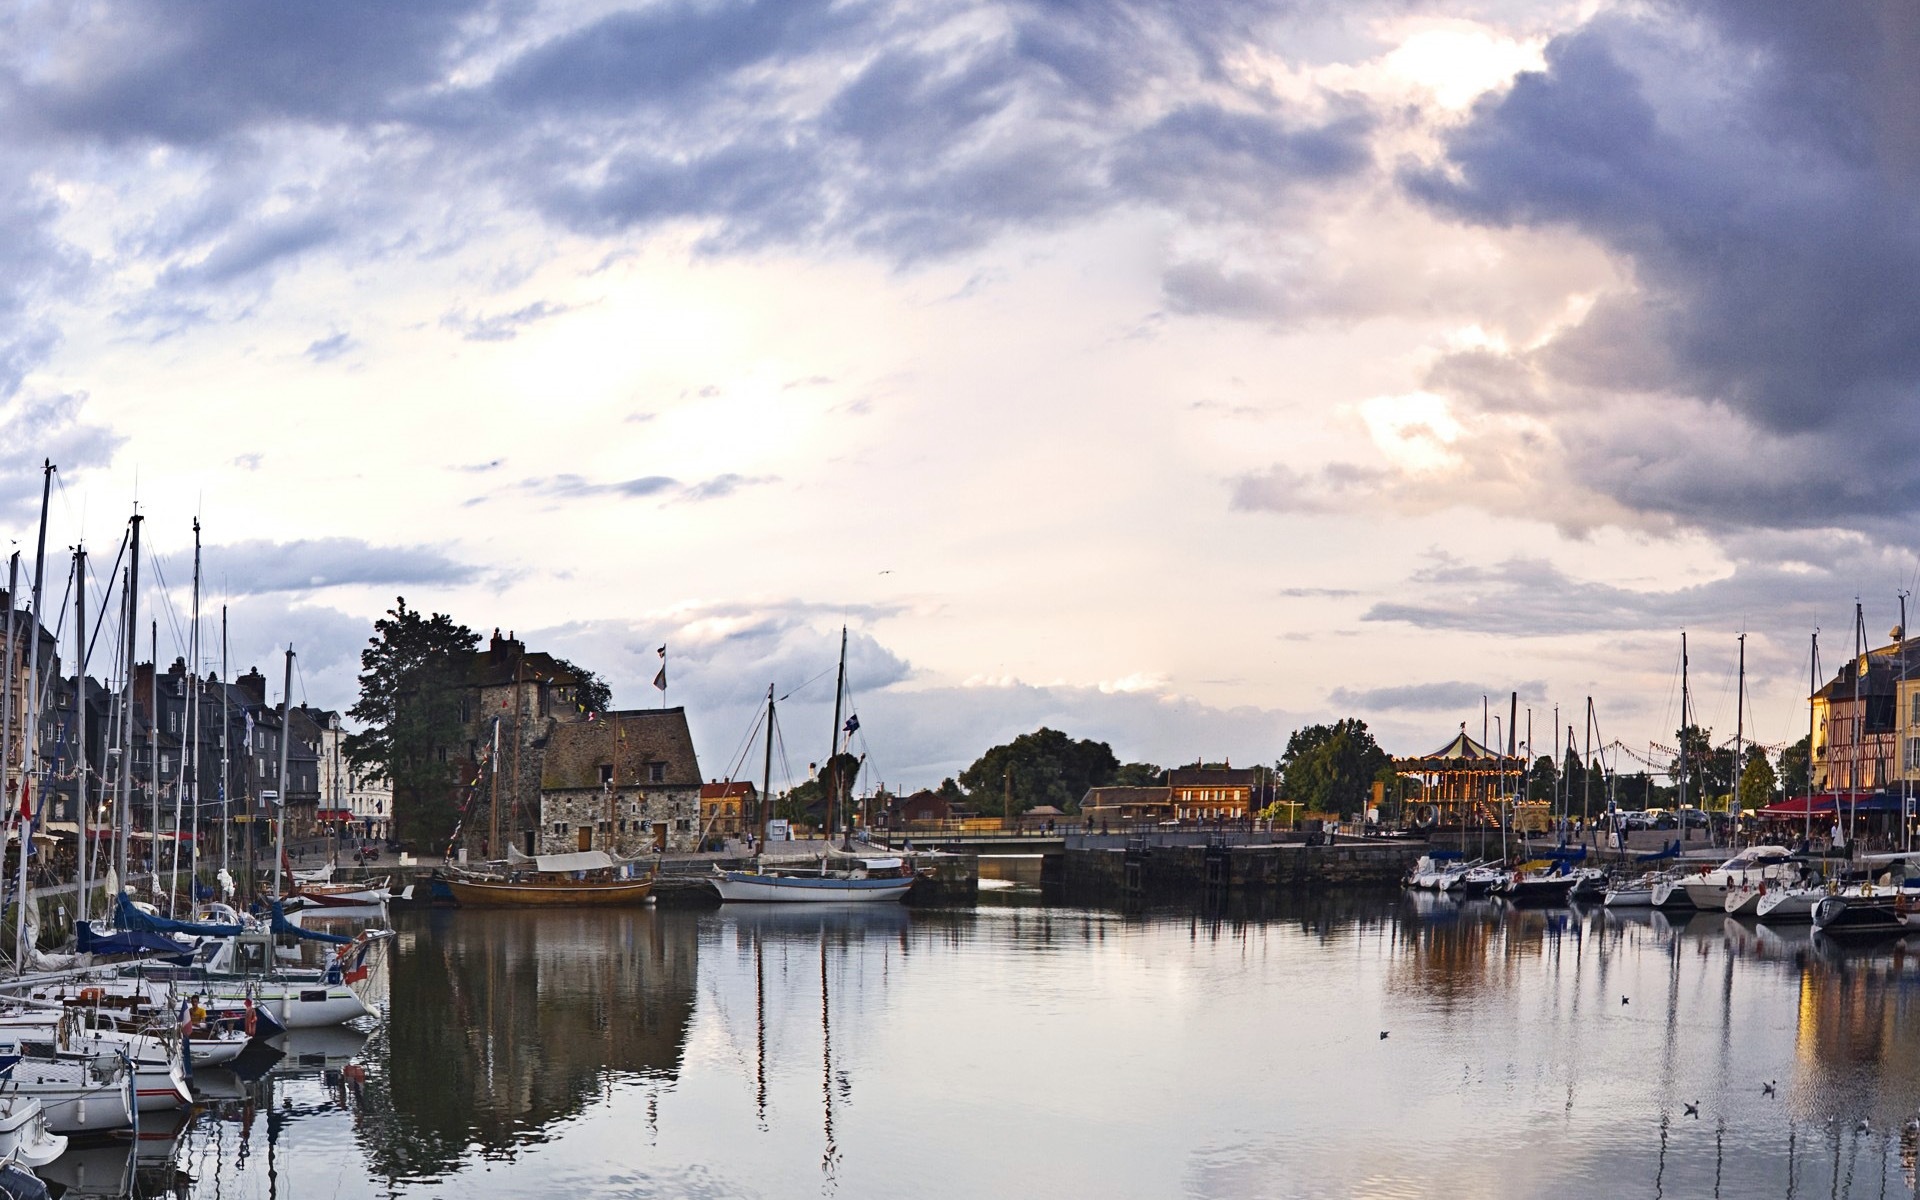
[[1683, 1102, 1700, 1119], [1762, 1081, 1776, 1097]]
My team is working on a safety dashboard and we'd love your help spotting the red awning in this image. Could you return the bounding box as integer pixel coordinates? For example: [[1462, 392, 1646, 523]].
[[1754, 793, 1885, 818]]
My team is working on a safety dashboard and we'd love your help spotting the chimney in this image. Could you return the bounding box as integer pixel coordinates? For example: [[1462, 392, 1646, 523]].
[[237, 667, 267, 706]]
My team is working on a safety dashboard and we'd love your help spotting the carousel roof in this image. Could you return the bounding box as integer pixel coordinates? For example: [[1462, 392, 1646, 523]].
[[1400, 726, 1506, 764]]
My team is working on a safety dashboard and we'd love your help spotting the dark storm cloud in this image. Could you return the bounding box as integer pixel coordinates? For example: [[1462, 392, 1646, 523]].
[[208, 538, 473, 595], [1407, 4, 1920, 532], [0, 0, 1385, 319]]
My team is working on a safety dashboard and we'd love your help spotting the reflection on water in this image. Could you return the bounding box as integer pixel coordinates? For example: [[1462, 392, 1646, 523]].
[[51, 896, 1920, 1197]]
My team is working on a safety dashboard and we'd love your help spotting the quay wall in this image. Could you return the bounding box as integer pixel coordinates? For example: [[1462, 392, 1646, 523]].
[[1061, 841, 1424, 902]]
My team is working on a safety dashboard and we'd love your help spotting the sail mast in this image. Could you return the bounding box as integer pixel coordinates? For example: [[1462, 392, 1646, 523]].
[[760, 683, 774, 855], [219, 604, 228, 875], [1678, 632, 1689, 823], [274, 646, 293, 898], [14, 461, 52, 974], [829, 626, 849, 852], [0, 556, 14, 946], [1731, 634, 1744, 851], [118, 512, 139, 885], [148, 622, 157, 898], [1852, 601, 1865, 849], [1808, 631, 1819, 850], [73, 544, 87, 923], [185, 518, 201, 912]]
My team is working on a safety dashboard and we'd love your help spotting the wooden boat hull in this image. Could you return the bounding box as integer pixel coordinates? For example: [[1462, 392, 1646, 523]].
[[711, 871, 913, 903], [444, 876, 655, 908]]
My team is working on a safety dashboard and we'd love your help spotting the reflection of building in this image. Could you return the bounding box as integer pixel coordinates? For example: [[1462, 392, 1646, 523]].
[[370, 909, 698, 1175], [1393, 726, 1513, 826]]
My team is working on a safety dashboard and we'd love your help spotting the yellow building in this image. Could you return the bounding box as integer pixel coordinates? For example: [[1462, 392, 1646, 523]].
[[1168, 767, 1253, 821]]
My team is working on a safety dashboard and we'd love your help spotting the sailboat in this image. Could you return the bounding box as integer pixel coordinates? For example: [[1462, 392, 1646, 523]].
[[712, 631, 915, 904]]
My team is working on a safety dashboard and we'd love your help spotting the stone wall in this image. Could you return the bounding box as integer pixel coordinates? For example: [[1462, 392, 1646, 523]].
[[1062, 840, 1425, 901], [537, 785, 701, 855]]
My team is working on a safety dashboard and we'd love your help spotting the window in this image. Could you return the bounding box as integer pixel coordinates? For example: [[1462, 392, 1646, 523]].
[[160, 753, 171, 773], [599, 764, 613, 785], [1912, 694, 1920, 727], [676, 819, 691, 831], [1907, 737, 1920, 769], [648, 762, 665, 783]]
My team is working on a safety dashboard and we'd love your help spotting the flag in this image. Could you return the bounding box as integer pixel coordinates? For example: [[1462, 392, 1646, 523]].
[[844, 714, 860, 735], [586, 711, 597, 722], [653, 665, 667, 692], [16, 777, 27, 823], [656, 645, 666, 658]]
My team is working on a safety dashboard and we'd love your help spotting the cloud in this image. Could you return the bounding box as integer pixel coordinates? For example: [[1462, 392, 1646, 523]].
[[523, 601, 1305, 783], [206, 538, 473, 595], [473, 473, 771, 507], [0, 394, 123, 520], [679, 474, 775, 503], [1329, 680, 1546, 712], [1229, 463, 1387, 515], [440, 300, 574, 343], [1402, 6, 1920, 535], [1358, 546, 1891, 639], [304, 332, 355, 363]]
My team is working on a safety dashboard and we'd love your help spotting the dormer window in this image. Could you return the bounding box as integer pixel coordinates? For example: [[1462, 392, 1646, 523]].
[[599, 764, 613, 785]]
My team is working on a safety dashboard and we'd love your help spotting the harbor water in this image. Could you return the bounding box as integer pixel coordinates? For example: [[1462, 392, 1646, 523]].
[[75, 890, 1920, 1198]]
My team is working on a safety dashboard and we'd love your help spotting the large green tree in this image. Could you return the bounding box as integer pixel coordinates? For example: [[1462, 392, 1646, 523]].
[[344, 598, 480, 848], [1527, 755, 1557, 802], [1669, 724, 1733, 801], [1279, 719, 1390, 818], [958, 728, 1121, 817], [1737, 749, 1778, 812]]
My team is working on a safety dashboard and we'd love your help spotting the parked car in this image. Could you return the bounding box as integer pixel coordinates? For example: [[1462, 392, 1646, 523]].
[[1677, 808, 1710, 828]]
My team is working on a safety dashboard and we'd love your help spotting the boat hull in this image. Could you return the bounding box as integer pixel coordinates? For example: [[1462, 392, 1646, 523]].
[[1813, 894, 1908, 936], [1723, 888, 1765, 915], [444, 877, 655, 907], [0, 1098, 64, 1168], [1755, 889, 1820, 922], [712, 871, 913, 903]]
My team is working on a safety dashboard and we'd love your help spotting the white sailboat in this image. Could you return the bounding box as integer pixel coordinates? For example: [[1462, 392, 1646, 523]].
[[713, 634, 915, 904]]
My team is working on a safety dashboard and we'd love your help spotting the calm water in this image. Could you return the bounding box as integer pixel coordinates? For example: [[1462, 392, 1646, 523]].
[[57, 889, 1920, 1199]]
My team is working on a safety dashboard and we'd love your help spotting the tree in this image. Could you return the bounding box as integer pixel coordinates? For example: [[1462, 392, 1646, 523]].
[[1279, 719, 1390, 818], [548, 655, 613, 714], [1114, 761, 1165, 786], [344, 598, 480, 849], [958, 728, 1122, 816], [1737, 750, 1778, 812], [1778, 735, 1811, 797], [1670, 725, 1732, 801], [785, 751, 864, 829], [1527, 755, 1557, 802]]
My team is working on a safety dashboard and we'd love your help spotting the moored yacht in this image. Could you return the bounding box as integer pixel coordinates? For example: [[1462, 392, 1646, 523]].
[[1678, 846, 1798, 910]]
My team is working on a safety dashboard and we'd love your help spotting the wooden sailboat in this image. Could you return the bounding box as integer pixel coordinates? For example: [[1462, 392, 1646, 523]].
[[444, 849, 654, 907], [713, 632, 914, 903]]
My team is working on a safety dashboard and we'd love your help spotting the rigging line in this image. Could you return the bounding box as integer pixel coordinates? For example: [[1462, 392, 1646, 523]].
[[720, 706, 768, 787], [778, 664, 839, 705], [82, 526, 132, 672], [146, 547, 188, 657]]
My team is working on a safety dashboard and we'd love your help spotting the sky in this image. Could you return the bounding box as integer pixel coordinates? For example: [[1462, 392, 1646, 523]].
[[0, 0, 1915, 792]]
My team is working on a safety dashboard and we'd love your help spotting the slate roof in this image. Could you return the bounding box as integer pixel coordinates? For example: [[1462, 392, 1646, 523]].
[[540, 708, 701, 790]]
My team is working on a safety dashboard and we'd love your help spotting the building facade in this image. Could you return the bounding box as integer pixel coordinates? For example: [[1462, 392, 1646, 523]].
[[535, 709, 704, 856], [1168, 766, 1255, 821]]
